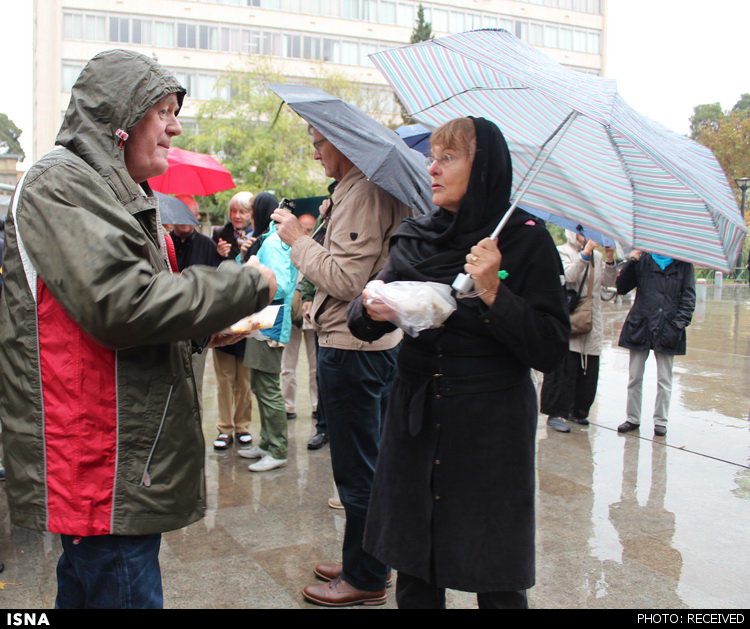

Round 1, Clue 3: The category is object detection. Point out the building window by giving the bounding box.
[177,23,197,49]
[154,21,175,47]
[132,19,152,45]
[62,62,86,92]
[109,16,129,43]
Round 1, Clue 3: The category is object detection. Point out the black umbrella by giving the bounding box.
[154,192,199,226]
[267,83,434,216]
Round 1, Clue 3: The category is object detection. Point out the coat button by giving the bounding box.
[435,394,442,399]
[483,318,491,324]
[436,423,441,430]
[435,495,441,501]
[435,459,441,465]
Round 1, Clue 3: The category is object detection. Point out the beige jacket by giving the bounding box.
[559,230,616,357]
[291,167,410,351]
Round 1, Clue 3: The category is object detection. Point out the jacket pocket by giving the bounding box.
[140,385,174,487]
[658,320,682,351]
[623,315,649,347]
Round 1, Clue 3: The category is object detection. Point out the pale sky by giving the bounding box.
[1,0,748,165]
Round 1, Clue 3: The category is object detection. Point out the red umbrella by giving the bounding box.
[149,147,235,196]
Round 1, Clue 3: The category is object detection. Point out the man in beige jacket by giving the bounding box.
[272,128,410,607]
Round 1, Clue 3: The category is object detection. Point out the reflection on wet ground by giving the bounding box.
[0,286,748,608]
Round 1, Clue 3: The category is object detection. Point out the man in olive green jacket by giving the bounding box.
[0,50,276,608]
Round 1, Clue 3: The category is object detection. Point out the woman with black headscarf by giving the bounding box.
[347,117,569,608]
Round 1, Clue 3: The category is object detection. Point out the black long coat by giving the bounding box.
[616,254,695,356]
[348,213,569,593]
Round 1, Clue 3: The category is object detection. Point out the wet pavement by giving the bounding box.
[1,284,748,609]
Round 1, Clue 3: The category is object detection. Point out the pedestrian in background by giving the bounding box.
[211,191,256,450]
[541,230,616,432]
[616,250,695,437]
[170,194,221,409]
[281,213,319,423]
[239,192,297,472]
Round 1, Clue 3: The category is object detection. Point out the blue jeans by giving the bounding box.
[317,346,397,592]
[56,534,163,609]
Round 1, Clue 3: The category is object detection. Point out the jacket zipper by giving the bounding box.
[140,385,173,487]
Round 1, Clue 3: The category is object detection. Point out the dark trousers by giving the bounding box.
[56,534,163,609]
[317,346,397,592]
[313,332,326,435]
[396,572,528,609]
[540,350,600,421]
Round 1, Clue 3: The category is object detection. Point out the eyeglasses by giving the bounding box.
[312,138,328,151]
[426,153,469,167]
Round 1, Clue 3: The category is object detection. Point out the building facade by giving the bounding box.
[33,0,606,161]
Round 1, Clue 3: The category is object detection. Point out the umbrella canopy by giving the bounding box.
[266,83,434,216]
[154,192,200,226]
[395,123,432,156]
[149,147,235,196]
[521,204,615,247]
[370,29,745,272]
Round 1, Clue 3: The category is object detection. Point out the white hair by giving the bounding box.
[230,191,254,210]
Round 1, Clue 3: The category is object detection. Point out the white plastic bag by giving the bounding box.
[365,280,456,337]
[229,304,281,339]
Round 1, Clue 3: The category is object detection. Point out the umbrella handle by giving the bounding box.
[452,111,580,295]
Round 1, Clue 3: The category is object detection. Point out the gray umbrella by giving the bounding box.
[154,192,200,226]
[267,83,434,216]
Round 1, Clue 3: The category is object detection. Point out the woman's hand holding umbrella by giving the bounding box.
[465,237,503,306]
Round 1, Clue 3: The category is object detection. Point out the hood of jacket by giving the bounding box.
[565,229,584,251]
[55,49,186,203]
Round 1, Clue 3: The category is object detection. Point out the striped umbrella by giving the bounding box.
[370,29,745,273]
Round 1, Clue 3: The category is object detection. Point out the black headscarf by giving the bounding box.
[246,191,279,258]
[388,117,521,285]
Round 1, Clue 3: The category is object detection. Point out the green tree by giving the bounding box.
[690,95,750,265]
[689,102,724,137]
[731,93,750,114]
[410,4,433,44]
[397,4,434,124]
[0,113,25,161]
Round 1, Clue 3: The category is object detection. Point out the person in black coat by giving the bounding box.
[346,117,569,608]
[615,250,695,437]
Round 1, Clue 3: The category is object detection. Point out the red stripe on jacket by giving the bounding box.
[37,279,117,535]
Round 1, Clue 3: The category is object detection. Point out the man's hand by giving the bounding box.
[270,207,306,246]
[243,255,277,303]
[208,331,249,348]
[628,249,642,261]
[302,300,313,322]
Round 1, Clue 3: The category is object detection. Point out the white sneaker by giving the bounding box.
[238,446,268,460]
[248,454,287,472]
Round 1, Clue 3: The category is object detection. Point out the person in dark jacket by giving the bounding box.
[169,194,222,409]
[347,117,569,608]
[170,195,221,270]
[616,250,695,437]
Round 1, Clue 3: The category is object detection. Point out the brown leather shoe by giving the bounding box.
[302,576,386,607]
[313,562,393,588]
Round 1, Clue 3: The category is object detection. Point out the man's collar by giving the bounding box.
[331,166,364,203]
